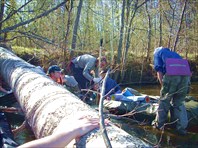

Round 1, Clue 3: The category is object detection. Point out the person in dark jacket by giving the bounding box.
[153,47,191,135]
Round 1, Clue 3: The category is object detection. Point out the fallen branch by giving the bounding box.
[99,69,112,148]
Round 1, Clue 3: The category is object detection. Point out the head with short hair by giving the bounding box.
[97,56,107,68]
[153,47,163,55]
[153,47,171,55]
[99,68,108,78]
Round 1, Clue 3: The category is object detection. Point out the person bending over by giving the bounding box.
[153,47,191,135]
[70,54,107,90]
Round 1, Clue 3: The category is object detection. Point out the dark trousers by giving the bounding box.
[70,63,90,90]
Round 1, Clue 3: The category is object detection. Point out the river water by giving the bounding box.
[118,82,198,147]
[124,82,198,100]
[12,83,198,147]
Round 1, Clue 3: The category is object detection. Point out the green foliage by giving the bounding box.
[12,46,41,55]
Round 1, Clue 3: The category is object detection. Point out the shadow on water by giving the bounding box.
[112,118,198,147]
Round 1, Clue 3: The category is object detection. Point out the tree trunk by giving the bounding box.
[159,0,162,47]
[117,0,125,64]
[121,0,147,80]
[71,0,83,50]
[63,0,73,69]
[0,0,5,32]
[166,0,176,49]
[173,0,187,52]
[145,2,151,61]
[0,46,150,147]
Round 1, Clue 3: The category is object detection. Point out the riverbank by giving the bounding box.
[11,46,198,84]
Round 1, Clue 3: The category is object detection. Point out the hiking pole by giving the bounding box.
[95,38,103,104]
[99,38,103,75]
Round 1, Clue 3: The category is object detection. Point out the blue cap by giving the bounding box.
[47,65,61,74]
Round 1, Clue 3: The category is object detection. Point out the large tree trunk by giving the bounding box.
[0,47,150,147]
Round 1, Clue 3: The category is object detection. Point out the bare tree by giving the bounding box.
[0,0,5,31]
[167,1,176,48]
[121,0,148,80]
[71,0,83,50]
[145,1,151,61]
[173,0,188,51]
[117,0,126,64]
[62,0,74,69]
[159,0,162,46]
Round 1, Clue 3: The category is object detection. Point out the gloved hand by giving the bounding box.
[93,77,102,84]
[6,90,12,94]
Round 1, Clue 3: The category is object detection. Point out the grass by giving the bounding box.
[12,46,42,55]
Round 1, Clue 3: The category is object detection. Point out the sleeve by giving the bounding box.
[82,59,96,81]
[64,76,78,87]
[154,54,163,73]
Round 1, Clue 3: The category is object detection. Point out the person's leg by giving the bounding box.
[154,75,173,129]
[155,99,171,129]
[172,76,190,135]
[71,64,88,90]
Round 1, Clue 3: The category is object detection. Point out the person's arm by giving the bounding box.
[18,116,105,148]
[18,128,78,148]
[157,71,163,86]
[83,59,96,82]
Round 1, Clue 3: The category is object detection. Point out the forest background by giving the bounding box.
[0,0,197,84]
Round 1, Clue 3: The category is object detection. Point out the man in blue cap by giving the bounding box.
[47,65,62,84]
[47,65,80,93]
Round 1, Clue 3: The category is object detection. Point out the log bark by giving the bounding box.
[0,47,151,147]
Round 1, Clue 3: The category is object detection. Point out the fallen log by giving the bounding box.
[0,47,151,147]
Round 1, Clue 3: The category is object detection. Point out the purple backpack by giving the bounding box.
[166,58,191,76]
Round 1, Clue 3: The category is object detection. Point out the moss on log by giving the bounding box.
[0,47,151,147]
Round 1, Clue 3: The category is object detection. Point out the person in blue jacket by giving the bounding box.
[98,69,121,97]
[153,47,191,135]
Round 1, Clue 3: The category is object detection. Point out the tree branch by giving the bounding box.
[0,0,33,24]
[0,0,67,34]
[99,69,112,148]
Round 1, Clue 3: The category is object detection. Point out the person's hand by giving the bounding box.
[106,96,111,101]
[54,113,109,139]
[75,116,101,138]
[93,78,101,84]
[18,114,110,148]
[6,90,12,94]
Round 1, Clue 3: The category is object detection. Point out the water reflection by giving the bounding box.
[123,82,198,99]
[113,118,198,147]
